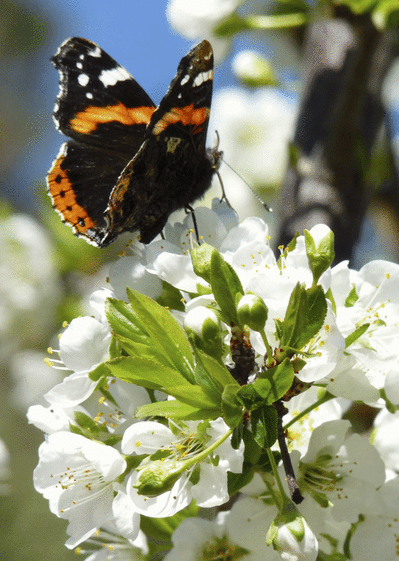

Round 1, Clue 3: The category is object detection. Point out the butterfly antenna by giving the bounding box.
[222,157,273,213]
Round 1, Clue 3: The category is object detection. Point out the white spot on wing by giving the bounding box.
[180,74,190,86]
[79,54,84,60]
[86,92,93,99]
[88,46,102,58]
[76,62,83,69]
[99,66,132,87]
[193,70,213,87]
[78,74,89,87]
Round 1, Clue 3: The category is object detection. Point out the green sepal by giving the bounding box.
[325,287,336,314]
[345,285,359,307]
[70,412,122,447]
[345,323,370,348]
[278,231,299,268]
[304,228,335,285]
[89,362,111,381]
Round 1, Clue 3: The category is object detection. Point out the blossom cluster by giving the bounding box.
[29,202,399,561]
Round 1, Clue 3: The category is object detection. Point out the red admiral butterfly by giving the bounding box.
[47,38,222,246]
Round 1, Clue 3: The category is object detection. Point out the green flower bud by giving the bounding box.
[184,306,223,359]
[191,243,215,284]
[304,225,335,285]
[133,459,183,497]
[266,501,318,561]
[237,294,268,331]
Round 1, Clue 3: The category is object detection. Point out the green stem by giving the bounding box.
[175,427,234,473]
[246,13,308,30]
[260,328,274,365]
[284,390,335,430]
[266,447,290,505]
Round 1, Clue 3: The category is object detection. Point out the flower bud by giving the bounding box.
[133,459,182,497]
[237,294,268,331]
[233,50,277,87]
[184,306,223,359]
[304,225,335,284]
[266,503,318,561]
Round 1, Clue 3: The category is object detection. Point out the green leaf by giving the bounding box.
[108,335,121,359]
[295,285,327,350]
[127,288,195,377]
[71,411,122,445]
[194,349,239,393]
[236,382,268,410]
[242,424,262,465]
[257,359,295,403]
[107,356,191,390]
[106,290,195,383]
[227,464,255,495]
[280,283,308,350]
[345,323,370,348]
[106,297,148,345]
[156,281,185,311]
[166,384,220,409]
[280,284,327,353]
[251,405,278,448]
[222,384,244,428]
[135,399,220,421]
[238,359,295,408]
[210,250,244,325]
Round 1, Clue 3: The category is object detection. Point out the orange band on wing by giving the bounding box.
[70,102,156,134]
[47,153,97,232]
[152,104,209,136]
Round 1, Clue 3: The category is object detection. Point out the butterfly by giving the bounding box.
[47,37,222,246]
